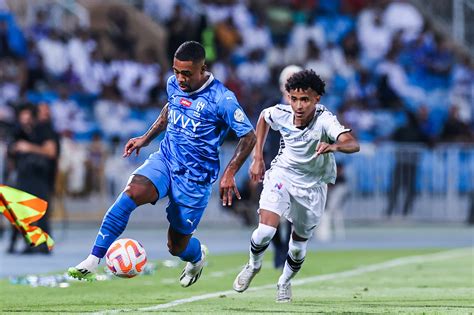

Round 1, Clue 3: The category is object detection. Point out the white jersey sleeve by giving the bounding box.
[320,109,351,142]
[262,104,290,131]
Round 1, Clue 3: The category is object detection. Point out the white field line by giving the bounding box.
[93,247,472,314]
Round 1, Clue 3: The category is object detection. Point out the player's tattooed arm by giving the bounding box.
[224,131,257,176]
[220,131,257,206]
[123,103,169,157]
[143,103,169,143]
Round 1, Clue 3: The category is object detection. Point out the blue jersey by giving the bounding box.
[158,73,253,184]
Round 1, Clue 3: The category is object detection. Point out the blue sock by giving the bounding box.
[177,237,202,263]
[91,193,137,258]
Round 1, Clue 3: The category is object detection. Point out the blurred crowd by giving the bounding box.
[0,0,473,199]
[146,0,473,143]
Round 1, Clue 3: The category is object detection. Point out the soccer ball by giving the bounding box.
[105,238,147,278]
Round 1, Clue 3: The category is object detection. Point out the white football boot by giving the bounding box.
[233,263,261,292]
[179,245,208,287]
[276,282,292,303]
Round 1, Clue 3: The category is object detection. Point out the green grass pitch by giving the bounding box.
[1,248,472,314]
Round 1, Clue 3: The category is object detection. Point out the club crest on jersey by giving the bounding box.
[234,108,245,122]
[193,101,206,118]
[196,101,205,111]
[180,98,192,107]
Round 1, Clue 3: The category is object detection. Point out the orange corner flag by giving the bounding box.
[0,185,54,250]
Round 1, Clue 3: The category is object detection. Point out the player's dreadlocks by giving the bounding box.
[285,69,326,96]
[174,41,206,64]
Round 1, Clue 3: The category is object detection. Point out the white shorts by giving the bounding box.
[258,168,328,239]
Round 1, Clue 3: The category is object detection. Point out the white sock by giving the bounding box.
[76,254,101,272]
[249,223,277,269]
[278,238,308,285]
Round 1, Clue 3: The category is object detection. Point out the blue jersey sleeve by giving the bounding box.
[217,92,254,137]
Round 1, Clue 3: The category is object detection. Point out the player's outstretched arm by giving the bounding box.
[250,113,270,182]
[316,132,360,156]
[123,103,169,157]
[220,130,257,206]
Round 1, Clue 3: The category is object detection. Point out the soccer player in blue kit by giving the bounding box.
[68,41,256,286]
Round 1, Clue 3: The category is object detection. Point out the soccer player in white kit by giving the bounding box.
[233,69,360,302]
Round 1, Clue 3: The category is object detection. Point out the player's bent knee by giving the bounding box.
[252,223,277,245]
[124,176,158,205]
[259,209,281,227]
[123,186,147,206]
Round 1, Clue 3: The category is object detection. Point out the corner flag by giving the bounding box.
[0,185,54,250]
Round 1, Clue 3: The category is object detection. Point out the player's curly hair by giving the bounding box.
[175,41,206,63]
[285,69,326,96]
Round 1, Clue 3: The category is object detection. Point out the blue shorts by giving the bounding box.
[133,152,212,234]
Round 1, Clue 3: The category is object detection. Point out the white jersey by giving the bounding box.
[262,103,350,188]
